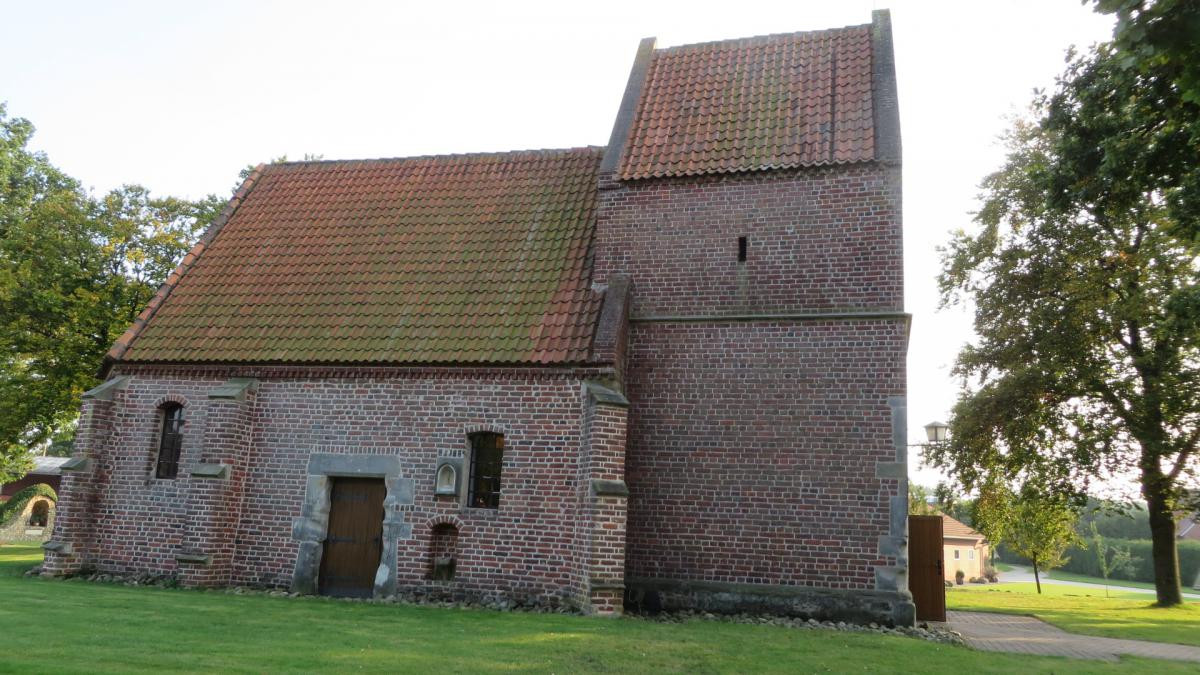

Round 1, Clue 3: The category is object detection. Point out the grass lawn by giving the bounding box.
[1044,568,1200,596]
[0,545,1193,673]
[948,583,1200,647]
[994,561,1014,572]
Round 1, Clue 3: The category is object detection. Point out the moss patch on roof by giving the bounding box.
[120,147,605,365]
[618,25,875,179]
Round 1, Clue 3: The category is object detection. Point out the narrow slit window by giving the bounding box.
[737,236,747,262]
[468,432,504,509]
[155,404,184,479]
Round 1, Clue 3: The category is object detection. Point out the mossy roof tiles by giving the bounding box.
[119,147,605,365]
[618,24,875,180]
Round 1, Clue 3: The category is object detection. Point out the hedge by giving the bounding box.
[1057,537,1200,586]
[0,483,57,527]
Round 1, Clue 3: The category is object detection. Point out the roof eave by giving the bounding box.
[99,164,268,379]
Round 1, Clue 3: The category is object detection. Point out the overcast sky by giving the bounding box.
[2,1,1118,489]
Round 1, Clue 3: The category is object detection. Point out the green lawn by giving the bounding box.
[1,545,1195,674]
[994,561,1014,572]
[949,583,1200,647]
[1044,568,1200,595]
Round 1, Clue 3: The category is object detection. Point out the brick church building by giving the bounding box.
[45,11,912,625]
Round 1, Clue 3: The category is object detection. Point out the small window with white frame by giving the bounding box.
[953,549,960,560]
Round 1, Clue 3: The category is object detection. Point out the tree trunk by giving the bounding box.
[1144,479,1183,606]
[1033,558,1042,595]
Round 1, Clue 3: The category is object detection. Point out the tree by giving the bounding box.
[1090,521,1140,597]
[934,482,975,525]
[970,476,1013,555]
[908,483,936,516]
[1094,0,1200,103]
[1090,1,1200,245]
[0,104,222,481]
[1078,497,1152,539]
[1003,486,1079,594]
[932,42,1200,606]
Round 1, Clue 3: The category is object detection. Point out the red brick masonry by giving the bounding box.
[592,157,910,623]
[46,366,629,612]
[44,11,912,625]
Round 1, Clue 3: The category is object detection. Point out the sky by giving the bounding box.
[1,0,1119,489]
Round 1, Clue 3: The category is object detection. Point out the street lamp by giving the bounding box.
[923,421,950,444]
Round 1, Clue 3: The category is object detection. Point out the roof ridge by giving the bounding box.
[655,23,870,54]
[269,145,605,169]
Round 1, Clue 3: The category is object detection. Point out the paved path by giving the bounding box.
[947,611,1200,663]
[997,565,1200,599]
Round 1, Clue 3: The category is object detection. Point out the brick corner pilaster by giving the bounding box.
[579,380,630,615]
[178,379,258,588]
[42,381,125,575]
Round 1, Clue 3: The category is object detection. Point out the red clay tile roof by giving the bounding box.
[617,25,875,180]
[941,514,985,542]
[118,147,605,365]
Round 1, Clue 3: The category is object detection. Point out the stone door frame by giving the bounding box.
[290,453,414,598]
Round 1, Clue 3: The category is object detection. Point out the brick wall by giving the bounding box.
[44,388,119,574]
[51,365,625,610]
[595,164,903,317]
[622,319,904,588]
[594,162,908,598]
[578,386,629,614]
[180,382,257,586]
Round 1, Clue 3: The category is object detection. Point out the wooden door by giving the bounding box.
[908,515,946,622]
[319,477,386,598]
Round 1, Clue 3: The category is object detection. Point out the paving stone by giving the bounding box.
[948,610,1200,663]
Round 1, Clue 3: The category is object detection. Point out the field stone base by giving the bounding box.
[626,577,916,627]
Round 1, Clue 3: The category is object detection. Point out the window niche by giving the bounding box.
[467,432,503,509]
[434,459,461,497]
[430,523,459,581]
[155,403,185,479]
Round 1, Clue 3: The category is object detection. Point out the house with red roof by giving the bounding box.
[940,514,990,583]
[43,11,910,625]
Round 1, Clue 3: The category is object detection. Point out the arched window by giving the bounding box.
[28,500,49,528]
[155,403,185,479]
[467,432,503,509]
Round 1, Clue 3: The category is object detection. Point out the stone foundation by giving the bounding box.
[626,577,915,627]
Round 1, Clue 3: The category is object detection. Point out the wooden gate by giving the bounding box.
[319,477,386,598]
[908,514,946,622]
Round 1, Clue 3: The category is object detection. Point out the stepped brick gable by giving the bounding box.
[45,10,912,625]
